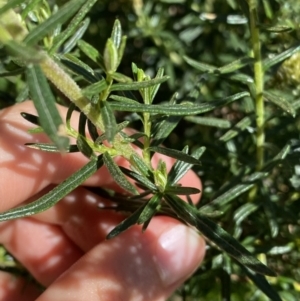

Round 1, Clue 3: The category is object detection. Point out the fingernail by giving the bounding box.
[154,224,205,287]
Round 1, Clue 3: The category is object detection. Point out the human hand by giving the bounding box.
[0,101,205,301]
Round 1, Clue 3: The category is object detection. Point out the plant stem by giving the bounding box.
[249,2,265,171]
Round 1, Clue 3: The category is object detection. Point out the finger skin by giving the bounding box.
[0,271,41,301]
[35,218,205,301]
[0,218,83,286]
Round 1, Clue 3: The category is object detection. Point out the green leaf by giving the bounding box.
[164,194,276,276]
[168,146,206,185]
[109,95,138,104]
[259,24,292,33]
[111,72,132,83]
[4,40,44,63]
[184,56,253,74]
[106,203,147,239]
[82,79,108,98]
[263,91,296,117]
[183,56,217,73]
[25,143,79,153]
[218,57,254,74]
[137,194,162,224]
[26,64,69,150]
[49,0,97,54]
[0,156,103,221]
[110,76,169,91]
[110,92,249,115]
[103,152,138,195]
[165,186,201,195]
[150,67,165,101]
[219,116,253,142]
[104,38,119,73]
[20,112,40,126]
[148,146,201,165]
[77,135,94,159]
[24,0,87,45]
[200,172,267,214]
[233,203,259,225]
[87,119,99,141]
[263,44,300,71]
[185,116,231,128]
[100,100,117,143]
[61,55,98,83]
[111,19,122,49]
[77,39,104,69]
[117,36,127,66]
[151,115,182,146]
[130,154,151,178]
[0,0,25,16]
[61,18,90,54]
[120,167,157,191]
[238,264,283,301]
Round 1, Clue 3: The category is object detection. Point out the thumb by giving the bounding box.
[36,217,205,301]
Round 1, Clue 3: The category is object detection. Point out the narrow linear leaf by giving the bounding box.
[237,263,282,301]
[259,24,292,33]
[110,76,169,91]
[138,194,162,224]
[264,91,296,117]
[263,44,300,71]
[183,55,217,73]
[26,65,69,150]
[218,57,254,74]
[100,101,117,143]
[233,203,259,225]
[87,119,99,141]
[20,112,40,126]
[106,203,147,239]
[120,167,157,191]
[0,156,103,221]
[263,142,291,172]
[77,39,104,69]
[25,143,79,153]
[109,95,138,104]
[168,146,206,185]
[103,152,138,195]
[5,40,44,63]
[185,116,231,128]
[24,0,87,45]
[61,57,98,83]
[151,115,182,146]
[111,72,132,83]
[110,92,249,115]
[164,194,276,276]
[201,172,267,214]
[61,18,90,54]
[219,115,253,142]
[0,0,24,16]
[117,36,127,66]
[111,19,122,49]
[150,67,164,101]
[165,186,201,195]
[77,135,94,159]
[49,0,97,54]
[82,79,108,98]
[148,146,201,165]
[130,153,151,178]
